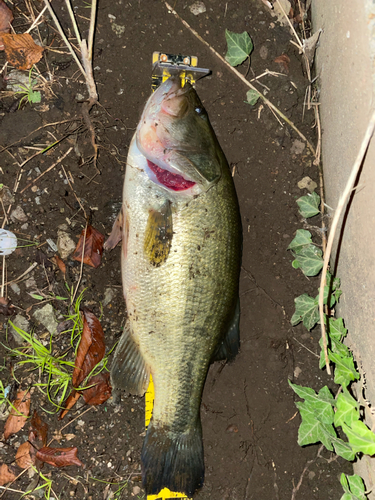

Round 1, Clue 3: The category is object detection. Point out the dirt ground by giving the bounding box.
[0,0,353,499]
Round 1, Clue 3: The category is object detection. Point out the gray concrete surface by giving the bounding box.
[312,0,375,494]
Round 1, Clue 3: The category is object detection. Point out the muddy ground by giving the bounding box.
[0,0,353,499]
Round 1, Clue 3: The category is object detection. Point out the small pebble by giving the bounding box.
[226,424,239,433]
[132,486,141,495]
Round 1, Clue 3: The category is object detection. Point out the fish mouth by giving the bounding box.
[146,159,196,192]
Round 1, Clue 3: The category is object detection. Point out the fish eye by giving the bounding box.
[195,107,202,114]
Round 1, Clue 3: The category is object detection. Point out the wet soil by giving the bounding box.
[0,0,352,499]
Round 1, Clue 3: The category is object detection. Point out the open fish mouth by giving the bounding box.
[146,159,196,191]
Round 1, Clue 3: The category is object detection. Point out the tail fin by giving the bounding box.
[141,420,204,496]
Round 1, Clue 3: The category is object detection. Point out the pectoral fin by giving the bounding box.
[144,200,173,267]
[211,299,240,362]
[111,321,150,396]
[104,208,123,250]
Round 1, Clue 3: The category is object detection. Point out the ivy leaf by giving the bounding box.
[334,391,360,428]
[329,351,360,387]
[342,420,375,455]
[328,317,347,340]
[296,401,336,448]
[331,437,356,462]
[296,191,321,218]
[244,88,260,106]
[288,229,313,254]
[289,382,334,424]
[334,289,343,302]
[291,293,319,330]
[292,244,323,276]
[225,30,253,66]
[340,473,366,500]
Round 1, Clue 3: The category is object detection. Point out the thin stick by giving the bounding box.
[4,262,38,286]
[64,0,82,45]
[275,0,303,48]
[88,0,97,61]
[25,4,47,33]
[72,222,87,305]
[318,109,375,374]
[20,147,73,194]
[1,255,5,298]
[61,165,87,218]
[164,2,315,154]
[43,0,85,77]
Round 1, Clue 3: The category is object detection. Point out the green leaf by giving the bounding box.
[30,294,44,300]
[332,437,356,461]
[329,350,360,387]
[292,244,323,276]
[296,401,336,448]
[328,317,347,340]
[245,88,260,106]
[225,29,253,66]
[287,229,313,254]
[342,420,375,455]
[55,296,68,301]
[340,474,366,500]
[296,191,321,218]
[334,391,360,428]
[291,293,319,330]
[289,382,334,424]
[334,289,343,302]
[29,90,41,103]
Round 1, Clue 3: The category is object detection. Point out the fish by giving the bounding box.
[105,76,242,496]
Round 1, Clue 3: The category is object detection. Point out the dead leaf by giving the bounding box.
[303,29,322,67]
[4,390,30,440]
[72,225,105,269]
[29,410,48,464]
[73,309,105,387]
[15,441,33,469]
[60,309,106,418]
[82,372,112,405]
[53,254,66,277]
[35,447,83,467]
[0,296,15,316]
[59,390,81,420]
[0,463,16,485]
[1,33,43,70]
[274,54,290,74]
[0,0,13,51]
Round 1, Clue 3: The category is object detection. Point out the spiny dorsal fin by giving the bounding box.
[144,200,173,267]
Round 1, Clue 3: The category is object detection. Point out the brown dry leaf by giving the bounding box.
[4,390,31,440]
[29,410,48,464]
[53,254,66,277]
[274,54,290,73]
[15,441,33,469]
[0,296,15,316]
[73,309,105,387]
[72,225,105,268]
[59,390,81,420]
[35,447,83,467]
[82,372,112,405]
[0,463,16,485]
[1,33,43,70]
[0,0,13,51]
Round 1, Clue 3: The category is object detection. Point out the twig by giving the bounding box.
[164,1,315,154]
[87,0,97,61]
[318,109,375,374]
[72,222,87,305]
[64,0,82,45]
[61,165,87,218]
[275,0,302,48]
[293,337,319,358]
[1,255,5,298]
[291,445,323,500]
[20,147,73,194]
[4,262,38,287]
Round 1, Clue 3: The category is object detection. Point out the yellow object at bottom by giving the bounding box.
[145,375,190,500]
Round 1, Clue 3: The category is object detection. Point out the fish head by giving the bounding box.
[136,77,222,194]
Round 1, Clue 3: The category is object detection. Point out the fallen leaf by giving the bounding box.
[53,254,66,277]
[72,225,105,268]
[4,390,31,440]
[274,54,290,73]
[73,309,105,387]
[0,0,13,51]
[82,372,112,405]
[0,463,16,485]
[35,447,83,467]
[59,390,81,420]
[29,410,48,464]
[0,296,15,316]
[303,29,322,67]
[1,33,43,70]
[15,441,33,469]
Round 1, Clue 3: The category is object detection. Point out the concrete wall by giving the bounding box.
[312,0,375,494]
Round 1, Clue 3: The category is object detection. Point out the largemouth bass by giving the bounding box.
[105,76,242,496]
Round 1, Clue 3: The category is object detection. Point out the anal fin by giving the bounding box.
[211,298,240,362]
[111,321,150,396]
[104,208,123,251]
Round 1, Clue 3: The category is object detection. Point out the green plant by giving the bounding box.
[6,322,74,411]
[20,467,54,499]
[289,191,375,496]
[14,67,41,107]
